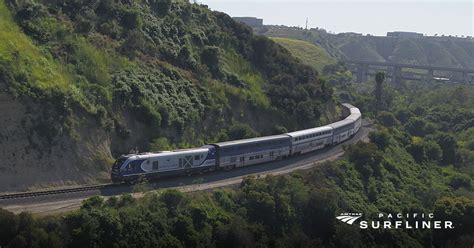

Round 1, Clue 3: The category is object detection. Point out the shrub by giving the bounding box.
[405,117,428,137]
[377,111,397,127]
[121,8,142,30]
[227,123,258,140]
[449,174,472,189]
[149,137,174,151]
[395,109,414,124]
[369,130,391,150]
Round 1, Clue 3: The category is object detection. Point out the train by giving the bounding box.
[111,103,361,182]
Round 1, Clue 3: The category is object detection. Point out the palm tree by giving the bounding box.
[374,71,385,113]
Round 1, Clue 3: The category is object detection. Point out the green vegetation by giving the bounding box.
[1,78,473,247]
[1,0,473,246]
[270,37,336,72]
[0,0,334,176]
[258,25,474,70]
[0,0,70,94]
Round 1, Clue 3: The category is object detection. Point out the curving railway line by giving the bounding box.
[0,120,372,215]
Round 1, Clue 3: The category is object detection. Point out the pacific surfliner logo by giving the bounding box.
[336,212,454,229]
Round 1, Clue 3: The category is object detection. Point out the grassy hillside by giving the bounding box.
[270,37,336,72]
[258,25,474,69]
[0,0,335,191]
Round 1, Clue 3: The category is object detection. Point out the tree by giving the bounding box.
[374,71,385,113]
[0,208,18,246]
[160,190,187,216]
[405,117,428,137]
[449,174,471,189]
[227,123,258,140]
[435,133,458,166]
[377,111,397,127]
[423,140,442,162]
[369,130,391,150]
[433,197,474,246]
[346,142,383,179]
[121,8,142,30]
[201,46,221,78]
[406,141,426,163]
[150,0,172,15]
[395,109,414,124]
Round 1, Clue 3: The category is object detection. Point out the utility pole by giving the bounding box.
[305,17,308,30]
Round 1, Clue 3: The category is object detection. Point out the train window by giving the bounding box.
[195,155,200,160]
[153,161,159,170]
[179,158,182,167]
[249,156,254,160]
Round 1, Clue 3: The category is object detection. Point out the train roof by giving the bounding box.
[342,103,360,114]
[345,113,361,120]
[286,126,332,137]
[342,103,357,109]
[212,134,290,147]
[327,119,354,129]
[126,147,210,160]
[350,108,361,114]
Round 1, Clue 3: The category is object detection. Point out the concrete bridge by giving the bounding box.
[343,60,474,84]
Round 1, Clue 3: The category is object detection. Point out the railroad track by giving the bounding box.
[0,121,372,203]
[0,184,118,200]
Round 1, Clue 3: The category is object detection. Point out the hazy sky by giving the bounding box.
[199,0,473,37]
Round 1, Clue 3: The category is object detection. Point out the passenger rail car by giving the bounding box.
[111,103,362,182]
[212,135,291,169]
[287,126,333,155]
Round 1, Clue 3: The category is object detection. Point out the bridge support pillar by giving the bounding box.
[356,64,368,83]
[391,66,401,85]
[426,69,434,81]
[462,71,468,83]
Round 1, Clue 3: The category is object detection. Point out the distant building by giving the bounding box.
[387,31,424,38]
[232,17,263,27]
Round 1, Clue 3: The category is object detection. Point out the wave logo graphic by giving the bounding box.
[336,213,362,225]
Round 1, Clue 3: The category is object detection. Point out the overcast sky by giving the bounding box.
[198,0,473,37]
